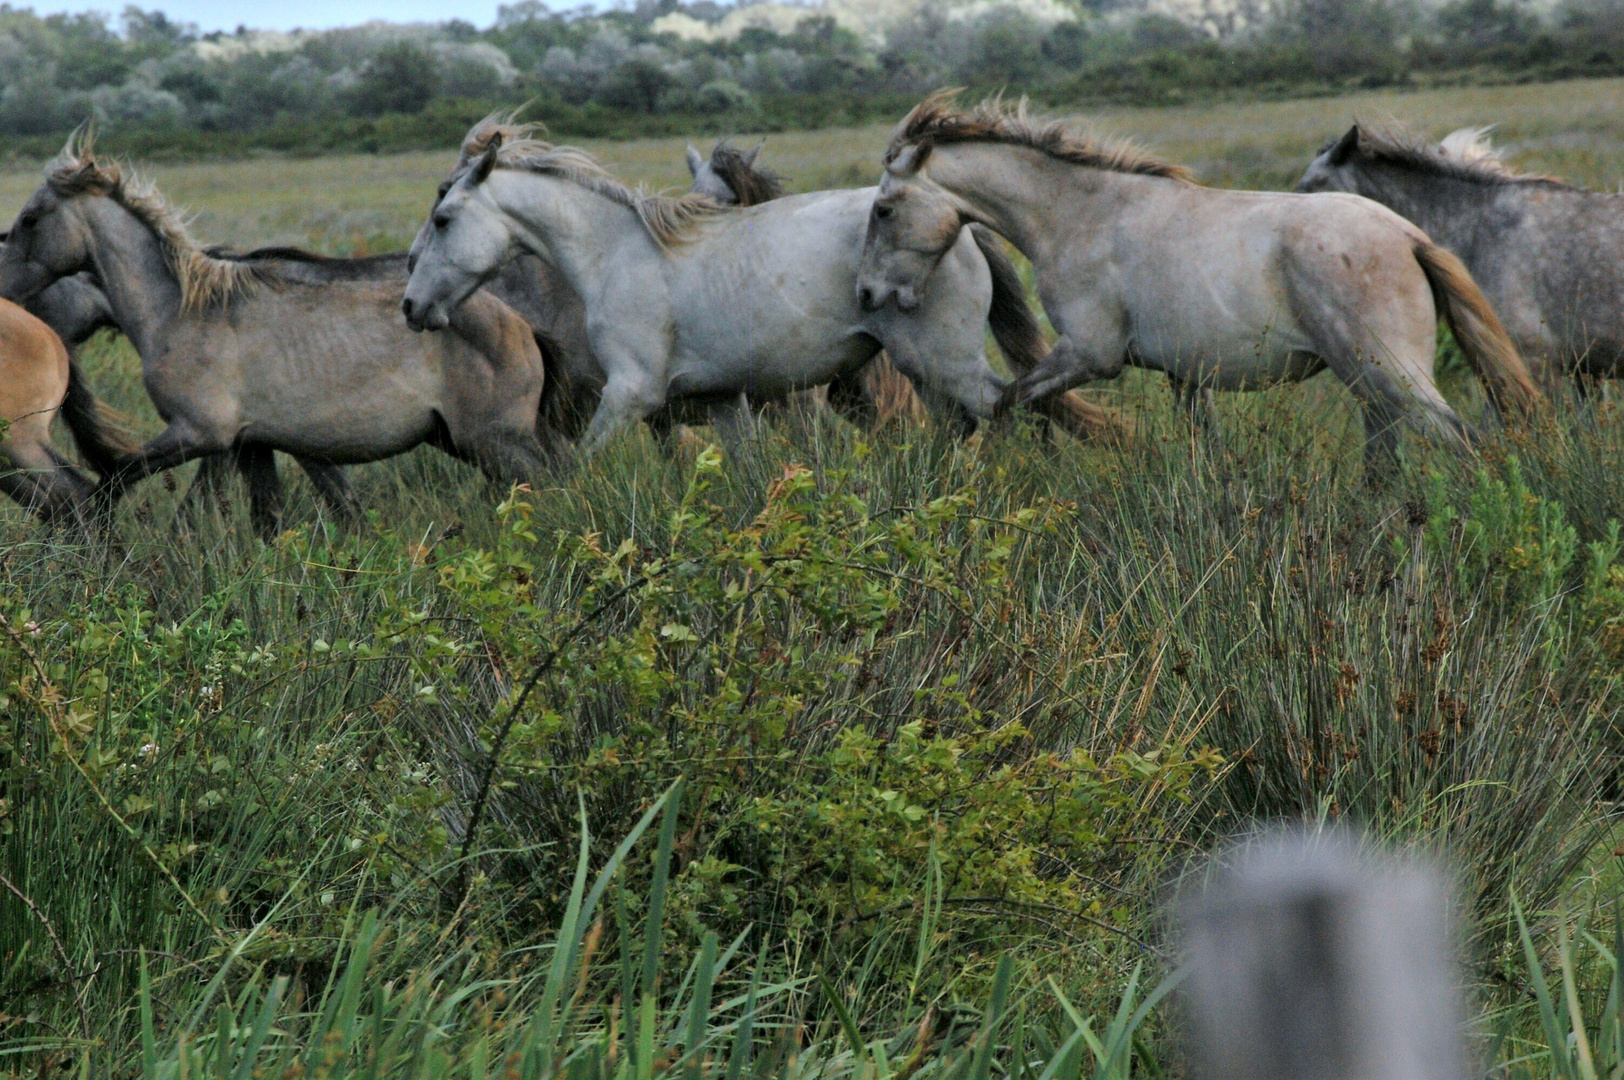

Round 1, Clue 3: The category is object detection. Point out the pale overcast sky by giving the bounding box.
[14,1,520,33]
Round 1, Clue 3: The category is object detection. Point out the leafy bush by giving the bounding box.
[379,451,1219,973]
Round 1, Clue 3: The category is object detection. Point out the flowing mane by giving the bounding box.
[1335,123,1569,188]
[707,139,785,206]
[46,131,271,310]
[457,116,728,246]
[886,90,1194,182]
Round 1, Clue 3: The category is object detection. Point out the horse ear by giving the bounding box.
[743,140,763,167]
[1328,125,1360,166]
[888,138,934,177]
[473,133,502,185]
[686,144,704,177]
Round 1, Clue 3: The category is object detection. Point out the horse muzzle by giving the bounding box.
[400,295,448,333]
[857,282,893,312]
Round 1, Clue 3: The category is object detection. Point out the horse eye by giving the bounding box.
[433,212,451,230]
[874,205,894,220]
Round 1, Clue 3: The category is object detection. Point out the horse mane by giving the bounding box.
[45,130,271,311]
[708,139,785,207]
[458,114,728,246]
[203,245,409,282]
[886,90,1194,182]
[1336,123,1569,188]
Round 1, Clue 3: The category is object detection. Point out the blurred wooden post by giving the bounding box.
[1176,831,1464,1080]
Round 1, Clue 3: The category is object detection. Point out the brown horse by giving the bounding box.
[0,295,108,521]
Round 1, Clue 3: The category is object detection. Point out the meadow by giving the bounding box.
[6,76,1624,1079]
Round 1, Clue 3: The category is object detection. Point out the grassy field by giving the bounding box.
[6,77,1624,1079]
[4,76,1624,254]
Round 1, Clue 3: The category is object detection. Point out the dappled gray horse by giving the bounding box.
[0,139,553,538]
[856,93,1543,468]
[1298,124,1624,391]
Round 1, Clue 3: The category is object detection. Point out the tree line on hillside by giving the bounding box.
[1,0,1623,154]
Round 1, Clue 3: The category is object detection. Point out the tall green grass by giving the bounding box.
[2,334,1623,1074]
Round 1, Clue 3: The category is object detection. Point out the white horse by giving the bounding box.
[855,94,1544,466]
[402,120,1015,452]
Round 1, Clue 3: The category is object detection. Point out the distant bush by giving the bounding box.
[350,42,441,117]
[0,0,1619,160]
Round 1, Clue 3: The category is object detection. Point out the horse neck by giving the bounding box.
[928,143,1143,264]
[77,198,182,358]
[1351,163,1498,257]
[485,170,653,301]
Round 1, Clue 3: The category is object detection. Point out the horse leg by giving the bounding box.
[708,392,760,456]
[1168,373,1219,446]
[827,368,879,430]
[97,420,223,520]
[1361,401,1404,487]
[295,458,360,523]
[580,364,667,455]
[1007,307,1131,410]
[236,444,287,541]
[471,432,548,487]
[177,452,238,527]
[0,429,95,527]
[645,406,680,456]
[1575,370,1606,405]
[876,324,1006,440]
[1286,259,1470,465]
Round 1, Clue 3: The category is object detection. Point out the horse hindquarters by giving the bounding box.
[1282,236,1470,463]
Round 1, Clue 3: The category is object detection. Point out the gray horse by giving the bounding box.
[687,139,783,206]
[16,263,362,523]
[857,93,1541,469]
[1298,124,1624,391]
[0,140,554,538]
[417,130,1122,445]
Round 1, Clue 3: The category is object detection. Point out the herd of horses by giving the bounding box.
[0,90,1617,537]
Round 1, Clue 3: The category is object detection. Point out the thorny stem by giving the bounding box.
[450,571,655,910]
[0,868,90,1035]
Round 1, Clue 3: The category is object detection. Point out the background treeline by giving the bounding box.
[1,0,1623,157]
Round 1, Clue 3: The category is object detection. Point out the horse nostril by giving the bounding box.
[858,287,874,310]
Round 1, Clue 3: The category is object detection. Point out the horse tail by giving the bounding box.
[971,223,1128,441]
[1412,240,1544,421]
[532,327,577,458]
[59,354,140,476]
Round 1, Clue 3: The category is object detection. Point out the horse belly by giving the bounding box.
[1124,259,1317,389]
[239,336,444,462]
[667,324,870,401]
[1134,317,1321,390]
[666,270,870,399]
